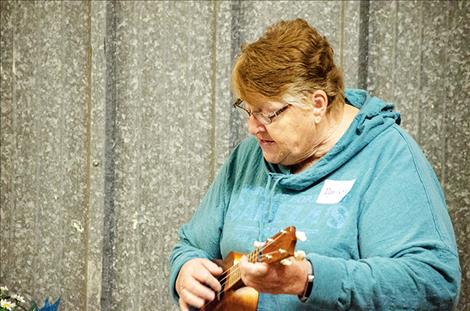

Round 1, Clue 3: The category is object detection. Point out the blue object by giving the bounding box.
[38,297,60,311]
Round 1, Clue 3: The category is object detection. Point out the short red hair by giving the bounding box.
[232,18,344,110]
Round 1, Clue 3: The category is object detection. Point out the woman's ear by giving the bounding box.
[311,90,328,123]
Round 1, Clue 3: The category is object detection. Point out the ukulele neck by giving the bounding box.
[224,248,260,291]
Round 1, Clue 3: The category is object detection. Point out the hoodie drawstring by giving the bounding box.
[267,177,282,222]
[257,174,282,241]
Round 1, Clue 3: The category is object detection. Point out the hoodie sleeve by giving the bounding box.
[305,128,461,310]
[168,155,233,304]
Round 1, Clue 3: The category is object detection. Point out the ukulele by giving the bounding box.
[201,226,305,311]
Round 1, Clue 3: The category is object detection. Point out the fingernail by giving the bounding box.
[294,250,306,260]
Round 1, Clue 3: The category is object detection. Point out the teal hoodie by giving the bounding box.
[169,89,461,310]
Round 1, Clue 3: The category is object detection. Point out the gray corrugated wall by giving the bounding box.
[0,1,468,310]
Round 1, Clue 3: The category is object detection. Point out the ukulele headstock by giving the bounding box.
[258,226,297,264]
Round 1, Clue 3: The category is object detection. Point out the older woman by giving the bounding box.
[169,19,460,310]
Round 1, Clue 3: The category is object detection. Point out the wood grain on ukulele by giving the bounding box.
[201,226,306,311]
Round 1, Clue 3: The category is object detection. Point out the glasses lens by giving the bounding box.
[253,112,270,125]
[234,99,285,125]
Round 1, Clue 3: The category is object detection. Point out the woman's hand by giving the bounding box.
[239,255,310,296]
[175,258,223,311]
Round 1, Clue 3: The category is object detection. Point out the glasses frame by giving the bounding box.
[233,98,290,125]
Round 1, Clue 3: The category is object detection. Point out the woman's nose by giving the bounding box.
[247,115,266,135]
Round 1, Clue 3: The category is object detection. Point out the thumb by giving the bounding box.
[240,255,269,276]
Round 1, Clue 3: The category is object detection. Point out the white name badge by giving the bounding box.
[316,179,356,204]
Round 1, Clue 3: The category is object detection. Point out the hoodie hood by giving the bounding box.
[264,88,401,191]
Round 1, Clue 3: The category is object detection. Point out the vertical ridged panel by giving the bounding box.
[213,0,234,169]
[34,1,89,308]
[227,0,246,150]
[341,0,361,88]
[443,2,470,309]
[4,0,40,295]
[109,1,214,310]
[239,1,340,46]
[59,2,89,307]
[110,2,143,308]
[0,0,90,308]
[0,0,14,289]
[86,1,107,310]
[367,1,450,175]
[366,0,397,101]
[393,0,422,137]
[33,2,64,298]
[418,0,451,179]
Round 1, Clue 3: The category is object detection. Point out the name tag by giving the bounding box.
[316,179,356,204]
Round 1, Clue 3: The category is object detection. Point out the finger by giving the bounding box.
[193,267,222,292]
[197,260,223,292]
[184,280,216,302]
[294,250,306,260]
[239,254,249,266]
[239,255,269,277]
[201,259,223,275]
[179,298,190,311]
[179,286,207,309]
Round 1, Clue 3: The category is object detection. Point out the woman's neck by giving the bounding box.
[291,104,358,174]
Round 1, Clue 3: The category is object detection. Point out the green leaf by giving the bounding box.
[28,301,38,311]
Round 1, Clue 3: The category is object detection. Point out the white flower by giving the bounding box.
[11,294,26,303]
[0,299,16,310]
[0,286,7,292]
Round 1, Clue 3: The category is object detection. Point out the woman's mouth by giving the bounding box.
[259,138,275,146]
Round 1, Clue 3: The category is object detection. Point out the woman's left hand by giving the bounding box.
[238,255,310,295]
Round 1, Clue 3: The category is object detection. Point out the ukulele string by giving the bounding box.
[212,232,289,296]
[215,234,282,286]
[201,252,261,309]
[214,250,279,291]
[200,231,292,309]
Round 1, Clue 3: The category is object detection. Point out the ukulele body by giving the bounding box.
[201,226,298,311]
[202,251,259,311]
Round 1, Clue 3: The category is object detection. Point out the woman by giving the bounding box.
[169,19,460,310]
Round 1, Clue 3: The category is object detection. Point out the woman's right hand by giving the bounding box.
[175,258,223,311]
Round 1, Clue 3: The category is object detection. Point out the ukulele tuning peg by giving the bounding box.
[294,250,306,260]
[296,231,307,242]
[280,258,292,266]
[278,248,286,254]
[253,241,265,248]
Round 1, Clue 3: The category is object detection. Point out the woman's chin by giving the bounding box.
[261,151,283,165]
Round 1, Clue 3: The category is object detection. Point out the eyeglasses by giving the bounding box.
[233,98,290,125]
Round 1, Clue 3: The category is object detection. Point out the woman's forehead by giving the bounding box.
[243,92,285,110]
[244,99,286,112]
